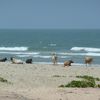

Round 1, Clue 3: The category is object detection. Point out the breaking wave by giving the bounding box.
[59,52,100,57]
[0,47,28,51]
[0,51,40,55]
[71,47,100,52]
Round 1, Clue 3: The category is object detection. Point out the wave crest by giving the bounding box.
[71,47,100,52]
[0,47,28,51]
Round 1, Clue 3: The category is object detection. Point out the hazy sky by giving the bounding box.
[0,0,100,29]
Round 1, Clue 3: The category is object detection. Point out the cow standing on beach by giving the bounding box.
[85,56,93,66]
[51,53,58,65]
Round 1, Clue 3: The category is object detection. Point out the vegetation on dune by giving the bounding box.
[59,80,96,88]
[97,84,100,88]
[0,77,8,83]
[76,75,100,81]
[52,75,66,77]
[59,75,100,88]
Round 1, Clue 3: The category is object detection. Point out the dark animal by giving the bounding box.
[85,56,93,66]
[26,58,32,64]
[0,57,7,62]
[64,60,74,67]
[11,57,24,64]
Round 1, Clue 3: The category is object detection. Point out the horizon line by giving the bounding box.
[0,28,100,30]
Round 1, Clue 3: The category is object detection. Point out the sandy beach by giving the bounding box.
[0,62,100,100]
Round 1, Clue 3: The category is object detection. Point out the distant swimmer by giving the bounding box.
[51,53,58,65]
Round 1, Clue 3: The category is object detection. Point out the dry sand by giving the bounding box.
[0,62,100,100]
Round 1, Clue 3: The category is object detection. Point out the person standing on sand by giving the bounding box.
[51,53,58,65]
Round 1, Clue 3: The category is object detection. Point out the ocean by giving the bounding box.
[0,29,100,64]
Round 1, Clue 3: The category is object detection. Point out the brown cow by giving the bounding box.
[64,60,74,67]
[85,56,93,66]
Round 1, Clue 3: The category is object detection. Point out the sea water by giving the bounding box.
[0,29,100,64]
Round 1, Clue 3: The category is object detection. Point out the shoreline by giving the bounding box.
[2,61,100,66]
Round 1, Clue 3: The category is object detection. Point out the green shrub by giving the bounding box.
[76,75,100,81]
[59,75,100,88]
[59,85,65,87]
[0,77,8,83]
[95,78,100,81]
[97,84,100,88]
[53,75,61,77]
[64,80,96,88]
[52,75,66,77]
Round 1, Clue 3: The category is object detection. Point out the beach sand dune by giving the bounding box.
[0,62,100,100]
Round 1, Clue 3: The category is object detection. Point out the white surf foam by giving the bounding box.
[85,52,100,56]
[33,62,84,65]
[71,47,100,52]
[0,51,40,55]
[17,55,33,57]
[60,52,100,57]
[33,55,51,59]
[33,62,63,64]
[48,43,56,46]
[0,47,28,51]
[60,56,70,58]
[18,55,51,58]
[17,54,70,59]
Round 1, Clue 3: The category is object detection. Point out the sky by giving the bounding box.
[0,0,100,29]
